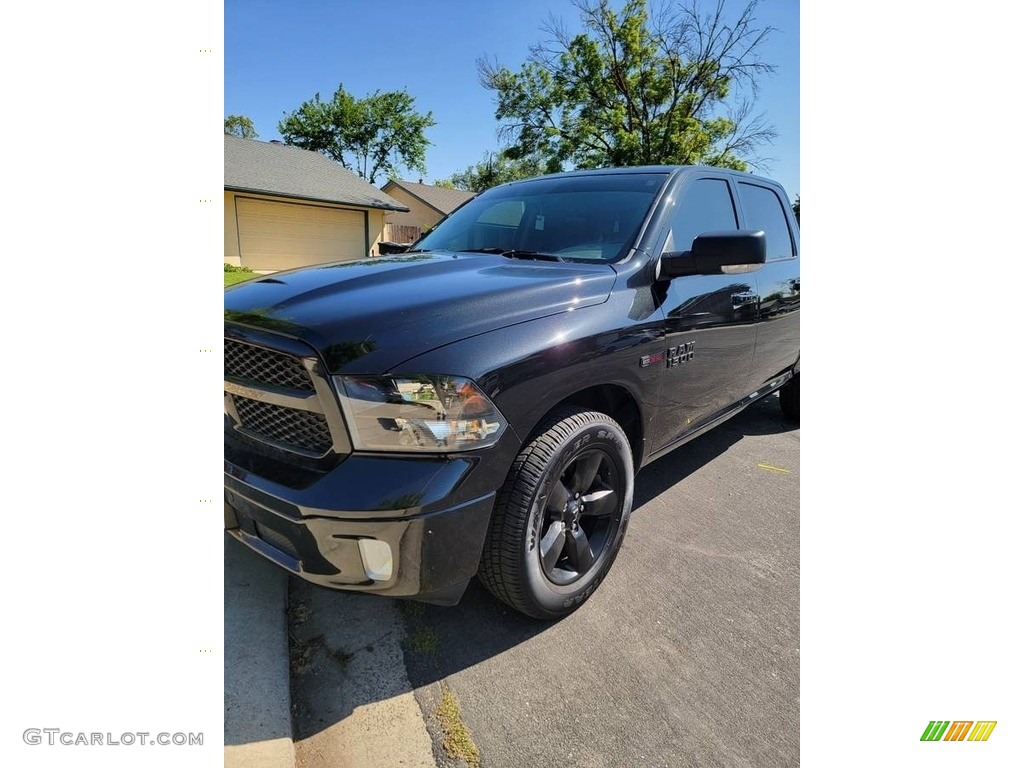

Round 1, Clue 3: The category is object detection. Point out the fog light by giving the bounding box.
[357,539,393,581]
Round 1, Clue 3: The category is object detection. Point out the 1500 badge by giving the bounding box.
[640,342,695,368]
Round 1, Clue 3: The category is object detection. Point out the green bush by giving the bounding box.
[224,263,254,273]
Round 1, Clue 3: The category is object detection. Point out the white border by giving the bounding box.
[803,1,1022,763]
[3,2,223,765]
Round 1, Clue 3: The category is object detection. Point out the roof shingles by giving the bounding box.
[383,179,476,215]
[224,135,409,212]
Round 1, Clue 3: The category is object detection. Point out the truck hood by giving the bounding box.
[224,252,617,373]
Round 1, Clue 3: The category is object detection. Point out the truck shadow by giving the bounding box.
[634,392,795,508]
[401,394,795,692]
[286,393,797,743]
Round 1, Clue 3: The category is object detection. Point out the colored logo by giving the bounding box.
[920,721,996,742]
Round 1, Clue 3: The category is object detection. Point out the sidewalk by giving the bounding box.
[224,535,295,768]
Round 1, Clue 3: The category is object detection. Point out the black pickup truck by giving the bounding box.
[224,166,799,619]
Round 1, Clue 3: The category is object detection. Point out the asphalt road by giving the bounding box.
[402,393,799,767]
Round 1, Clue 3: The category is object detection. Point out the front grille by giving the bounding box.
[233,395,333,455]
[225,339,314,392]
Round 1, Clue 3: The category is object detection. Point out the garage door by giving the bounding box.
[236,198,365,271]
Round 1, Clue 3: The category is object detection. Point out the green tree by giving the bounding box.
[792,195,799,225]
[479,0,776,172]
[435,151,546,192]
[279,84,436,185]
[224,115,258,139]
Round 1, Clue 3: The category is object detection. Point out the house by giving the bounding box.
[380,179,476,244]
[224,135,410,271]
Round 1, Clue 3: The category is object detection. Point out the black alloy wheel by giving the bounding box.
[478,407,634,619]
[537,447,622,586]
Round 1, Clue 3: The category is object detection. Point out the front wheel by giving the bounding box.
[478,407,634,619]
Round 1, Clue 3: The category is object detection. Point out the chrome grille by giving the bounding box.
[225,339,314,392]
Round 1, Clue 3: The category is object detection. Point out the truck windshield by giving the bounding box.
[413,173,669,263]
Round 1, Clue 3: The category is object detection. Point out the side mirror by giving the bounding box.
[658,230,766,280]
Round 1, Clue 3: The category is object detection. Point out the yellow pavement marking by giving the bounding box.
[757,463,790,473]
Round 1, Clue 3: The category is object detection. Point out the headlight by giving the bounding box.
[333,374,507,452]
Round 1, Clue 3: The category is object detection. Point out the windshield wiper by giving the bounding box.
[463,247,563,262]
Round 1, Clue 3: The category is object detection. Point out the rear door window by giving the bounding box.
[737,183,795,260]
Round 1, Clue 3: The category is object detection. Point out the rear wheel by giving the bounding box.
[780,371,800,422]
[478,407,634,619]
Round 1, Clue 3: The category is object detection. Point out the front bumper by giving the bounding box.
[224,450,507,605]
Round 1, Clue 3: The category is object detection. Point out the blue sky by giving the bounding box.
[225,0,799,200]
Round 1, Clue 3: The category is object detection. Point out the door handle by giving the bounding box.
[731,291,758,310]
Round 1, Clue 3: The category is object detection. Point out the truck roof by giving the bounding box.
[514,164,784,190]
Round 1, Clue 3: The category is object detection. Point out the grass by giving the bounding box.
[224,264,258,287]
[435,682,480,768]
[407,625,439,654]
[225,271,256,287]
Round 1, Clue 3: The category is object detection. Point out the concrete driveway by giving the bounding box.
[289,393,799,767]
[224,537,295,768]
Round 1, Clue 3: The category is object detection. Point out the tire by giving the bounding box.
[478,407,634,619]
[780,371,800,422]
